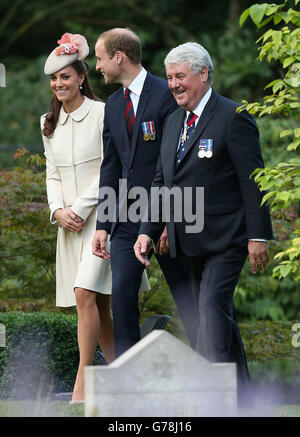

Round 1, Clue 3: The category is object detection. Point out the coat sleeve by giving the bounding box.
[226,109,273,240]
[41,115,64,224]
[71,173,100,221]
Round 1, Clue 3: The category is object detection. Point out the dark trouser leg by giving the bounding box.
[155,252,199,349]
[110,229,145,357]
[184,247,253,406]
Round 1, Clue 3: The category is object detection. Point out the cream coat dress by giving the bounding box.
[41,96,150,307]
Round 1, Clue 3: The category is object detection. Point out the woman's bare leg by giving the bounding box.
[72,288,100,401]
[96,293,115,364]
[72,288,114,401]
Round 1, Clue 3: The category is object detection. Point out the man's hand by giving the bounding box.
[92,230,110,259]
[248,241,269,274]
[54,208,84,233]
[134,234,152,267]
[154,226,169,255]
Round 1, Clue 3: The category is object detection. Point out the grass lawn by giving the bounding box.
[0,400,84,417]
[0,400,299,417]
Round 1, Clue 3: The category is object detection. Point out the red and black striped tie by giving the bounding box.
[124,88,135,147]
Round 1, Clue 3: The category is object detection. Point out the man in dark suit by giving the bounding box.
[134,42,273,406]
[92,29,196,358]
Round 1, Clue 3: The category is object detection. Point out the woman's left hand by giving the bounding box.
[54,208,84,232]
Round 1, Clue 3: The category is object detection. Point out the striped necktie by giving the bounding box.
[176,112,198,167]
[124,88,135,147]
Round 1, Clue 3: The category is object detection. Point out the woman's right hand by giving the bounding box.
[54,208,84,233]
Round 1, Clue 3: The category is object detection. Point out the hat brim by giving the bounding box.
[44,49,79,75]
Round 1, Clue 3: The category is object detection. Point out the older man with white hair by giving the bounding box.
[134,42,273,406]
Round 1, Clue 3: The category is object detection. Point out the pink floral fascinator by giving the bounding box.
[44,33,89,75]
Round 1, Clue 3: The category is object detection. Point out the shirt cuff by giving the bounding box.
[249,239,267,242]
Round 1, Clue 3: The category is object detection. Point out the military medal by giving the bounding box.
[205,139,213,158]
[142,121,156,141]
[198,139,206,158]
[198,148,206,158]
[142,122,150,141]
[198,139,213,159]
[149,121,156,140]
[181,126,188,144]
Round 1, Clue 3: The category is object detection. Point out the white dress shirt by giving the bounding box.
[123,67,147,115]
[186,87,212,126]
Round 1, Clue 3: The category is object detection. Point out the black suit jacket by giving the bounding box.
[139,89,274,257]
[96,71,177,236]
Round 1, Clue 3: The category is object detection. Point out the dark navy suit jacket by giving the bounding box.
[96,71,177,235]
[139,89,274,257]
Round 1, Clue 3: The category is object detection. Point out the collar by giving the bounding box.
[185,87,212,122]
[123,67,147,97]
[58,96,95,125]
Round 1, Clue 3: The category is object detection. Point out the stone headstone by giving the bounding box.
[84,330,237,417]
[0,323,5,347]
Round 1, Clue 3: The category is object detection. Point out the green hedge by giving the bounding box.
[0,312,299,400]
[0,312,80,399]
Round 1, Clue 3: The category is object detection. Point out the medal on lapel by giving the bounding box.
[142,121,156,141]
[149,121,156,140]
[198,139,213,159]
[181,126,188,145]
[142,122,150,141]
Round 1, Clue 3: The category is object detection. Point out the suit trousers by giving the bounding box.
[110,221,198,357]
[180,244,253,406]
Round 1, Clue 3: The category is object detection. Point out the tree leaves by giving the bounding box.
[240,3,283,28]
[250,4,268,27]
[0,151,56,298]
[239,1,300,285]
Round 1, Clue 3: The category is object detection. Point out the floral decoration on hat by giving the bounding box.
[44,32,89,75]
[54,33,89,60]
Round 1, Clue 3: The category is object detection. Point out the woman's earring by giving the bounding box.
[80,85,83,90]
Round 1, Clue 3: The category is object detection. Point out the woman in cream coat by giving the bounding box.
[41,33,149,402]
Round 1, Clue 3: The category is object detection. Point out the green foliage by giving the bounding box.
[201,22,273,103]
[241,320,300,398]
[236,261,300,321]
[0,56,51,148]
[0,312,79,398]
[240,319,300,360]
[239,0,300,281]
[0,309,183,399]
[0,400,84,417]
[0,149,57,301]
[0,1,276,152]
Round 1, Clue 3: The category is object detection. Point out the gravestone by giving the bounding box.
[84,330,237,417]
[0,323,5,347]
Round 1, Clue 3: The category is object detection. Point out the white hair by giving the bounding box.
[164,42,214,84]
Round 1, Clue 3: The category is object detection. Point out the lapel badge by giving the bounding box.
[198,139,213,159]
[142,121,156,141]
